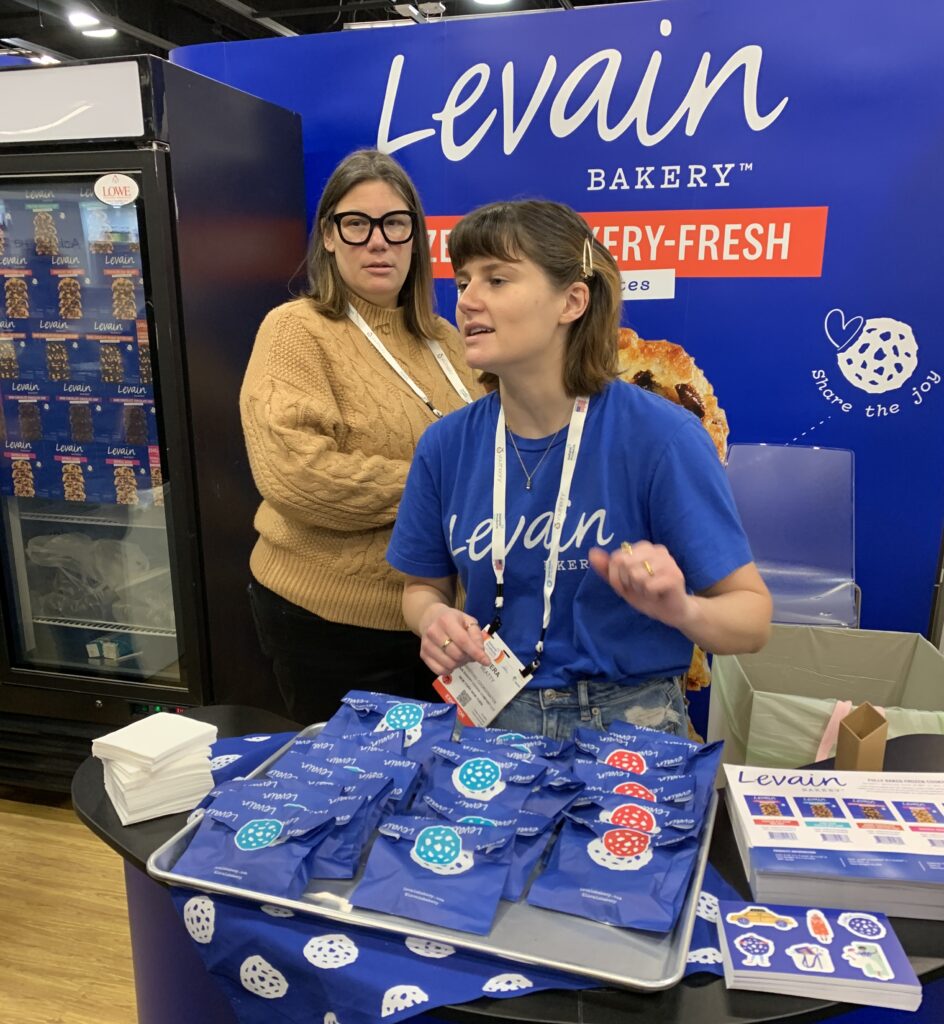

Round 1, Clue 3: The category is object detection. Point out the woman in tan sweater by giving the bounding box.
[240,150,479,723]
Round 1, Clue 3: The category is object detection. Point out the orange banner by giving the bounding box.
[427,207,828,279]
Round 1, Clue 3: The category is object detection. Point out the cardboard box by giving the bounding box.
[835,701,888,771]
[708,625,944,769]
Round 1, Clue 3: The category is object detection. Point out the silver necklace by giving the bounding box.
[507,426,562,490]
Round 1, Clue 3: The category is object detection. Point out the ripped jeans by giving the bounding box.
[489,677,688,742]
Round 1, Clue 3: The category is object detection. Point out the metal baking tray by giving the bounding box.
[147,724,717,990]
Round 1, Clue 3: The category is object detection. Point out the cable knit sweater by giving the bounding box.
[240,294,480,631]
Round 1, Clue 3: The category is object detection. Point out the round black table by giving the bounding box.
[72,709,944,1024]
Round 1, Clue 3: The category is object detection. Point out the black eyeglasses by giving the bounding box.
[331,210,416,246]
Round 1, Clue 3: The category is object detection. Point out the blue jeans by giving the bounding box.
[489,677,688,742]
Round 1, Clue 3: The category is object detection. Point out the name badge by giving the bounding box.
[433,631,529,727]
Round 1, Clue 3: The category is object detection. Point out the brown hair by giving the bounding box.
[448,200,621,395]
[302,149,441,339]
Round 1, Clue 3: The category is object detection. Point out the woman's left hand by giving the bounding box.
[588,542,695,632]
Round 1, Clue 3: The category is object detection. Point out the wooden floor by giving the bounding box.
[0,786,137,1024]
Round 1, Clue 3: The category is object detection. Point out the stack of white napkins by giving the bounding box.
[93,713,218,825]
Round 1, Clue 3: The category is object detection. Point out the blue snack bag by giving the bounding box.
[571,759,696,805]
[325,751,421,813]
[569,793,696,833]
[521,762,584,820]
[173,784,338,899]
[306,778,393,879]
[351,815,516,934]
[503,810,557,902]
[208,732,297,784]
[340,690,457,763]
[421,787,519,828]
[461,726,574,763]
[573,727,687,771]
[527,815,700,932]
[263,751,356,788]
[318,702,363,738]
[604,719,705,757]
[421,741,545,813]
[291,727,405,762]
[420,789,554,902]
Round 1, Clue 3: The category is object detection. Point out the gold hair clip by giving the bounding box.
[581,236,595,279]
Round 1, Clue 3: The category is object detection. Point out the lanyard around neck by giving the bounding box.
[492,396,590,677]
[347,305,472,417]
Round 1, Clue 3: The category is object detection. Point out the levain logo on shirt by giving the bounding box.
[448,507,613,561]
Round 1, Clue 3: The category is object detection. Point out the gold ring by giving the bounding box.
[440,637,453,650]
[643,560,654,577]
[620,541,633,555]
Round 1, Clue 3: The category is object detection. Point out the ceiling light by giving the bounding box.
[29,53,61,65]
[68,11,100,27]
[418,1,446,13]
[82,27,118,39]
[473,0,513,6]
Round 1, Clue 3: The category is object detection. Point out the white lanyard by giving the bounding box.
[492,396,590,676]
[347,305,473,417]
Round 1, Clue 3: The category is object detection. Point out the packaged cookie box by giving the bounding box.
[36,334,102,385]
[103,443,161,508]
[32,268,88,320]
[1,273,33,321]
[103,394,158,446]
[0,334,48,383]
[1,440,52,499]
[45,441,156,507]
[48,392,106,445]
[1,386,52,443]
[93,335,146,389]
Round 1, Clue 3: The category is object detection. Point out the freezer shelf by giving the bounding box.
[149,727,717,991]
[32,615,176,637]
[19,506,168,530]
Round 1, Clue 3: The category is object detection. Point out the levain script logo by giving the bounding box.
[377,19,788,161]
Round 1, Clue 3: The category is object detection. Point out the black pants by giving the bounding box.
[248,580,433,725]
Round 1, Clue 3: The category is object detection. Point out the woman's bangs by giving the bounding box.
[448,206,527,272]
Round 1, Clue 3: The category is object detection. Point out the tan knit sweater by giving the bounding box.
[240,294,480,631]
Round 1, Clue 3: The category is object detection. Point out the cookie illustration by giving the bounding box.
[409,824,474,876]
[240,955,288,999]
[234,818,283,851]
[586,827,653,871]
[601,802,658,833]
[376,701,424,746]
[452,757,506,800]
[603,749,647,774]
[612,780,656,801]
[182,895,215,944]
[482,973,533,993]
[303,934,359,969]
[404,936,455,958]
[381,985,428,1018]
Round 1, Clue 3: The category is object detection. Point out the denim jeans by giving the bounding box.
[489,677,688,742]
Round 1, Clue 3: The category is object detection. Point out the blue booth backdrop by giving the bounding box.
[171,0,944,639]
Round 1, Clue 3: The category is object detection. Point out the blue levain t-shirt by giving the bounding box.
[387,380,753,690]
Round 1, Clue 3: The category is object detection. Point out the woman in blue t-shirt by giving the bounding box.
[386,199,771,739]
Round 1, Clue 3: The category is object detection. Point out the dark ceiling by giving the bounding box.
[0,0,619,61]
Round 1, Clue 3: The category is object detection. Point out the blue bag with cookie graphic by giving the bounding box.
[461,726,574,764]
[351,816,516,934]
[527,814,699,931]
[173,782,338,899]
[339,690,457,764]
[569,792,697,833]
[420,741,545,815]
[571,760,696,806]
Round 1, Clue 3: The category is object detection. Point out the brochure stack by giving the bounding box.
[724,765,944,920]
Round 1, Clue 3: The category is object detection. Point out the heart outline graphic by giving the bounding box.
[824,308,864,351]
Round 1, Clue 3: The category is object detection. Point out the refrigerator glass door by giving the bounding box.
[0,174,180,684]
